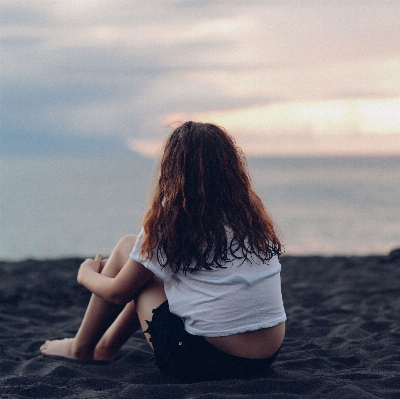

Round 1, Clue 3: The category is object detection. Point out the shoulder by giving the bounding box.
[130,228,174,282]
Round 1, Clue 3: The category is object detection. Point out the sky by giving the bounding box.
[1,0,400,156]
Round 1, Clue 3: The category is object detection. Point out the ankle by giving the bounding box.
[70,340,94,360]
[93,340,119,361]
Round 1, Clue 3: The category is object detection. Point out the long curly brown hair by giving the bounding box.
[140,121,282,273]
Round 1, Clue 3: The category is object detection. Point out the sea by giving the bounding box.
[1,154,399,260]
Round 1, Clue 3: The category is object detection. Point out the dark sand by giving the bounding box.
[1,251,399,398]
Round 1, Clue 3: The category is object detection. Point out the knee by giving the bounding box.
[101,234,138,277]
[118,234,137,249]
[114,234,137,258]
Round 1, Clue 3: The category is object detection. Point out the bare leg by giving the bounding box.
[93,275,167,359]
[40,235,138,360]
[93,300,140,361]
[135,276,167,349]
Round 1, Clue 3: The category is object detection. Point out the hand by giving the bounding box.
[77,254,103,285]
[100,258,108,273]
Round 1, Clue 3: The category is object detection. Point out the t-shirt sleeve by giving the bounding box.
[130,227,173,282]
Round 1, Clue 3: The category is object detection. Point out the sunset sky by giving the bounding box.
[2,0,400,156]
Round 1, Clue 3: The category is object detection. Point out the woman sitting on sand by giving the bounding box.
[40,122,286,381]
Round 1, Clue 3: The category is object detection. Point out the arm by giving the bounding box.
[77,254,154,306]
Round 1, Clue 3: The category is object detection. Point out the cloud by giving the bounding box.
[1,0,400,155]
[187,58,400,101]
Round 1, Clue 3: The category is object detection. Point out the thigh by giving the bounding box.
[134,276,167,349]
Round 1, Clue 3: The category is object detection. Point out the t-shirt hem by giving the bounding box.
[184,314,287,337]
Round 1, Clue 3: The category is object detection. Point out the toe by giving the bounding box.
[40,341,50,353]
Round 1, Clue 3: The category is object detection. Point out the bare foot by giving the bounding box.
[40,338,77,359]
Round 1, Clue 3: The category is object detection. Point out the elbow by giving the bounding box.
[108,292,133,306]
[105,280,135,306]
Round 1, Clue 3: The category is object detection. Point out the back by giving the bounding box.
[130,228,286,337]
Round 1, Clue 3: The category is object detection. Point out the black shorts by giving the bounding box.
[144,300,281,382]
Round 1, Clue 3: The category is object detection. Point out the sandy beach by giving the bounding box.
[1,251,399,398]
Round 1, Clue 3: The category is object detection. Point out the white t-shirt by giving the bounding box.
[130,227,286,337]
